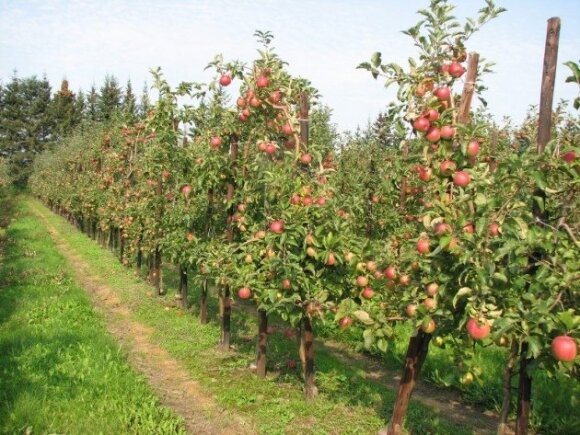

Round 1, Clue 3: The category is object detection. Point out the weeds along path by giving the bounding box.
[28,199,255,435]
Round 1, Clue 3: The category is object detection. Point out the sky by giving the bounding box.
[1,0,579,133]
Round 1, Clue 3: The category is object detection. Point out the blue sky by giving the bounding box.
[1,0,578,132]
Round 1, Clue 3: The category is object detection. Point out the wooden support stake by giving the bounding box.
[457,52,480,125]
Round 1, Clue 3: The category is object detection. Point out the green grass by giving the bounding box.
[27,197,479,435]
[0,195,186,434]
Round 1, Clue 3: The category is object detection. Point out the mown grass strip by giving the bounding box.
[0,195,186,434]
[29,197,483,435]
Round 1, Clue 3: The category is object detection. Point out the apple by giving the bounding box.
[434,87,451,101]
[366,261,378,273]
[181,184,192,197]
[219,74,232,86]
[562,150,577,163]
[305,233,315,245]
[384,266,397,280]
[244,254,253,264]
[440,125,456,139]
[249,97,261,108]
[315,196,327,206]
[448,62,465,78]
[416,238,430,255]
[424,108,440,122]
[281,278,292,289]
[238,287,251,299]
[269,90,282,103]
[466,318,491,340]
[434,222,452,235]
[406,304,417,317]
[453,170,471,187]
[339,317,353,329]
[423,298,437,311]
[426,283,439,296]
[237,203,246,213]
[344,251,354,263]
[399,274,411,286]
[290,194,301,205]
[236,97,246,108]
[186,232,195,242]
[425,127,441,143]
[306,247,317,258]
[422,319,436,334]
[269,220,284,234]
[440,63,450,74]
[239,113,248,122]
[466,140,480,157]
[302,195,313,206]
[256,76,269,88]
[361,287,375,299]
[413,117,430,132]
[488,222,500,237]
[460,372,474,385]
[326,252,336,266]
[463,222,475,234]
[356,276,369,287]
[439,160,457,175]
[551,336,577,362]
[210,136,222,148]
[418,166,432,182]
[371,194,381,204]
[300,154,312,165]
[255,230,266,239]
[282,123,293,135]
[265,143,277,155]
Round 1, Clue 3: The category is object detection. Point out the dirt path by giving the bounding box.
[31,203,255,435]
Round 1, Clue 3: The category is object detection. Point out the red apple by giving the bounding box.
[488,222,500,237]
[440,125,456,139]
[562,150,577,163]
[281,278,292,289]
[466,318,491,340]
[269,220,284,234]
[424,108,440,122]
[249,97,261,108]
[219,74,232,86]
[434,222,452,235]
[440,63,450,74]
[256,75,270,88]
[466,140,480,157]
[181,184,192,196]
[269,90,282,103]
[339,317,353,329]
[426,127,441,143]
[413,117,430,132]
[210,136,222,148]
[426,283,439,296]
[434,87,451,101]
[326,252,336,266]
[361,287,375,299]
[406,304,417,317]
[453,170,471,187]
[551,336,577,362]
[238,287,251,299]
[399,274,411,286]
[282,123,293,135]
[416,238,430,255]
[302,195,313,206]
[418,166,432,182]
[265,143,277,155]
[448,62,465,78]
[423,297,437,311]
[290,194,301,205]
[439,160,457,175]
[236,97,246,108]
[422,319,436,334]
[384,266,397,280]
[300,154,312,165]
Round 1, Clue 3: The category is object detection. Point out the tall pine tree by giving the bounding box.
[87,85,99,121]
[98,75,122,121]
[50,79,77,139]
[122,80,137,122]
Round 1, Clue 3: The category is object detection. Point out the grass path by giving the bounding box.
[23,194,507,434]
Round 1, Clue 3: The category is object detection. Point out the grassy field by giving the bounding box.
[0,194,186,434]
[3,193,578,434]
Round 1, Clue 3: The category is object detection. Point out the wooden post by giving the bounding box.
[299,93,309,153]
[457,52,480,125]
[497,340,519,435]
[385,330,431,435]
[200,277,209,324]
[219,136,238,350]
[399,141,409,212]
[537,17,561,153]
[179,266,188,310]
[256,309,268,378]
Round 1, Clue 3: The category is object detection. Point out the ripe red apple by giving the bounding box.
[440,125,456,139]
[269,220,284,234]
[281,278,292,289]
[551,336,577,362]
[434,87,451,101]
[256,75,270,88]
[424,108,440,122]
[488,222,500,237]
[418,166,432,182]
[448,62,465,78]
[416,238,430,255]
[269,90,282,103]
[426,283,439,296]
[249,97,261,108]
[434,222,452,235]
[466,140,480,157]
[361,287,375,299]
[210,136,222,149]
[366,261,378,273]
[282,123,293,135]
[339,316,353,329]
[219,74,232,86]
[302,195,313,206]
[356,276,369,287]
[439,160,457,175]
[453,170,471,187]
[466,318,491,340]
[186,232,195,242]
[562,150,577,163]
[463,222,475,233]
[440,63,450,74]
[371,194,381,204]
[423,298,437,311]
[425,127,441,143]
[238,287,251,299]
[236,97,246,108]
[384,266,397,280]
[406,304,417,317]
[265,143,277,155]
[413,117,430,132]
[239,113,248,122]
[181,184,192,196]
[300,154,312,165]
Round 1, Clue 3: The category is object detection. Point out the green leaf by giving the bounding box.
[354,310,375,325]
[453,287,472,308]
[371,52,382,68]
[527,336,542,359]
